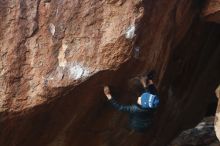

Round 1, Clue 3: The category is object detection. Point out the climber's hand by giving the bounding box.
[139,76,147,89]
[104,86,112,100]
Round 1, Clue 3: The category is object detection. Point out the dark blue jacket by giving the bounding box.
[109,99,155,132]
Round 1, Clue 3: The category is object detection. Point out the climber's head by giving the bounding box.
[137,92,159,108]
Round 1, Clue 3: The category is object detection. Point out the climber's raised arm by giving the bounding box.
[139,76,147,89]
[139,70,156,90]
[103,86,140,113]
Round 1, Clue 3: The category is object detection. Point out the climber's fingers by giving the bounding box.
[104,86,111,95]
[103,86,112,100]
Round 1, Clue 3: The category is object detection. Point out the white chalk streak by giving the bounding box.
[49,23,56,36]
[125,25,135,39]
[58,43,67,67]
[69,64,90,80]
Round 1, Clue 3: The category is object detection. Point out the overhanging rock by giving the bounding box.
[0,1,220,146]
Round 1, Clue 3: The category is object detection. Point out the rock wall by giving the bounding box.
[169,117,219,146]
[203,0,220,23]
[153,20,220,146]
[215,86,220,141]
[0,0,143,112]
[0,0,220,146]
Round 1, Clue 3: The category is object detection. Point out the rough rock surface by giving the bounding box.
[0,0,220,146]
[215,86,220,141]
[202,0,220,23]
[169,117,220,146]
[0,0,143,112]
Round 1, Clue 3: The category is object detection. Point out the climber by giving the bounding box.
[103,71,160,133]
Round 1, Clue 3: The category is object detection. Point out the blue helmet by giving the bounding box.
[141,92,159,109]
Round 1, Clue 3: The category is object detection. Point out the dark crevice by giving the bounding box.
[206,96,218,116]
[192,0,207,10]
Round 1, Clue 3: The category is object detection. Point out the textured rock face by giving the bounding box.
[215,86,220,140]
[0,0,220,146]
[0,0,143,112]
[170,117,219,146]
[202,0,220,23]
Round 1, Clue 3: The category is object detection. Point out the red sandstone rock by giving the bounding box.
[202,0,220,23]
[0,0,220,146]
[0,0,144,112]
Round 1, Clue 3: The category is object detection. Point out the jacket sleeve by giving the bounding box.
[108,98,140,113]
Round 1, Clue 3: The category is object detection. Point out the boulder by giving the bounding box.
[169,117,220,146]
[0,0,220,146]
[215,86,220,141]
